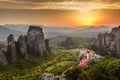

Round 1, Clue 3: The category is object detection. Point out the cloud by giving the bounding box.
[13,0,94,3]
[0,8,120,26]
[12,0,120,3]
[0,0,120,12]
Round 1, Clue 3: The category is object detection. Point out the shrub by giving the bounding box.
[64,66,82,80]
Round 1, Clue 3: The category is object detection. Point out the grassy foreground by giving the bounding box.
[64,59,120,80]
[0,49,79,80]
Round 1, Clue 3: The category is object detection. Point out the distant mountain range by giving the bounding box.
[0,24,113,41]
[3,24,29,33]
[0,25,26,41]
[44,25,112,38]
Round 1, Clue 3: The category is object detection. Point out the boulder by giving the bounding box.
[7,34,17,62]
[40,73,54,80]
[27,25,49,56]
[40,73,64,80]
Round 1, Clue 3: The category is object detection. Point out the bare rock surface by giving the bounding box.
[39,73,65,80]
[17,35,28,59]
[90,25,120,56]
[7,34,17,62]
[27,26,49,56]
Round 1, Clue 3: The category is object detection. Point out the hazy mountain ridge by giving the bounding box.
[0,25,26,41]
[44,25,112,38]
[0,24,113,41]
[73,26,112,38]
[3,24,29,33]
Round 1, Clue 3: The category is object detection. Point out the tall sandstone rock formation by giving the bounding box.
[27,26,49,56]
[17,35,28,59]
[90,25,120,56]
[97,33,103,50]
[7,34,17,62]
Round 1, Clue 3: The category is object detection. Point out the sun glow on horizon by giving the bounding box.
[72,11,100,26]
[80,14,97,26]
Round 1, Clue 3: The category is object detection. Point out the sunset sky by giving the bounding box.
[0,0,120,27]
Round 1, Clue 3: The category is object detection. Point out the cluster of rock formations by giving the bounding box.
[90,25,120,57]
[0,25,50,65]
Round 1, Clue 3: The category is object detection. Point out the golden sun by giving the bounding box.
[80,15,96,26]
[74,12,99,26]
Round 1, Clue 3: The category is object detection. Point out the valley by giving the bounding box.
[0,25,120,80]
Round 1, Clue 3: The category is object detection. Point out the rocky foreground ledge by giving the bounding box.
[78,48,105,68]
[39,48,105,80]
[39,73,66,80]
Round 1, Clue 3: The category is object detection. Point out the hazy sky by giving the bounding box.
[0,0,120,27]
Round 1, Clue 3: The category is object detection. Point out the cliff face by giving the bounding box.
[27,26,49,56]
[90,25,120,56]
